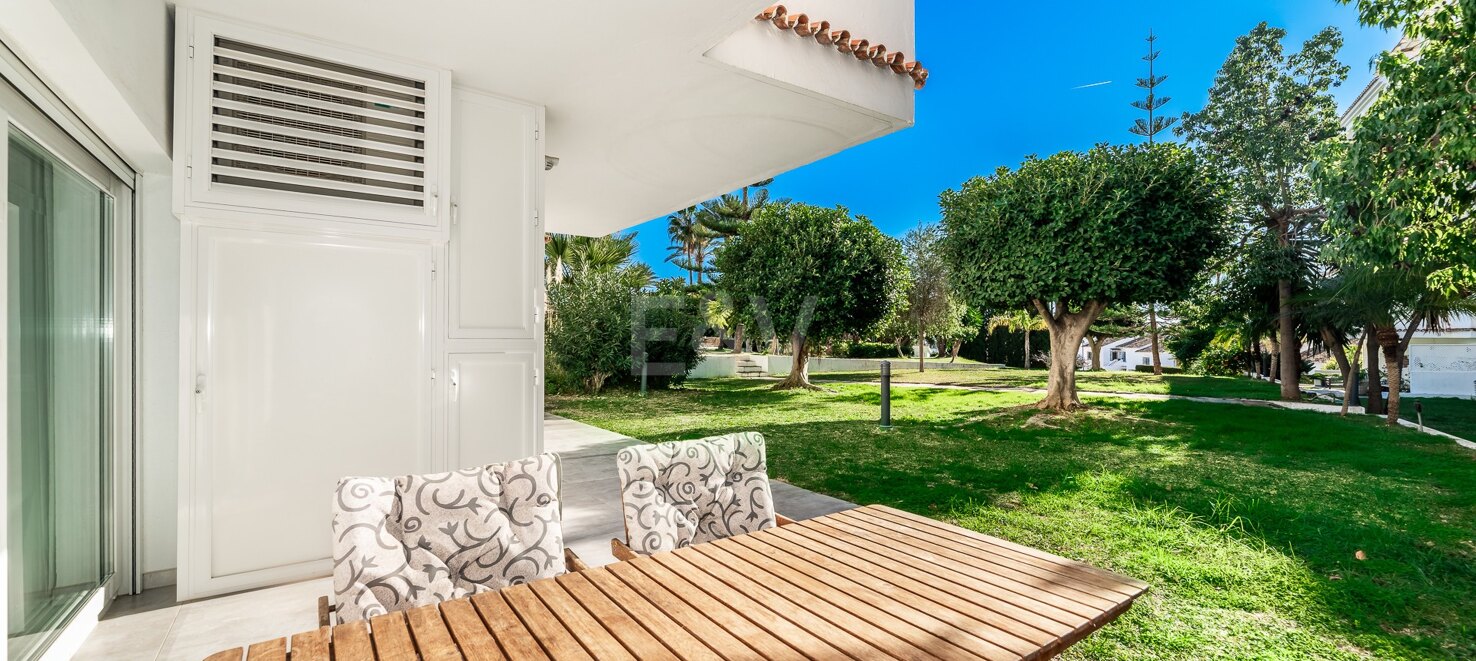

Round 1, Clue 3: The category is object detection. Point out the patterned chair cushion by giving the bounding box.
[331,453,564,622]
[617,431,776,555]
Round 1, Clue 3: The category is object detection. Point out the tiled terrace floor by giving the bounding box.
[76,414,855,660]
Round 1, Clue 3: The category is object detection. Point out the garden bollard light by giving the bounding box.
[880,360,892,429]
[1416,401,1423,432]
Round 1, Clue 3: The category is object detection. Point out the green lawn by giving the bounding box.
[548,380,1476,660]
[1401,396,1476,442]
[811,366,1285,400]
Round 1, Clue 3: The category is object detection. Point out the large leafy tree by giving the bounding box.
[1178,22,1348,401]
[1326,0,1475,297]
[941,144,1228,410]
[715,202,905,390]
[901,223,954,372]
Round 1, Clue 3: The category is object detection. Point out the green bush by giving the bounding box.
[547,273,636,393]
[838,341,899,359]
[546,273,706,394]
[1133,364,1184,374]
[1191,344,1246,377]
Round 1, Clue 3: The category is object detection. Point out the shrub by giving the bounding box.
[1133,364,1184,374]
[838,341,898,359]
[1192,344,1246,377]
[632,293,706,389]
[546,273,635,393]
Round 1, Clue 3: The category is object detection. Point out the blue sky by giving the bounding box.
[629,0,1398,280]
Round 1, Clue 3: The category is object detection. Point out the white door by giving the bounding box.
[448,351,537,468]
[180,226,434,599]
[449,89,539,339]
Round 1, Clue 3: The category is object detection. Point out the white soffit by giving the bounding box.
[170,0,918,235]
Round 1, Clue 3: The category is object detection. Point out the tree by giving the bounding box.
[715,202,905,390]
[702,179,778,352]
[1327,0,1475,297]
[1178,22,1348,401]
[941,144,1228,410]
[901,223,953,372]
[1128,28,1185,378]
[986,310,1046,369]
[938,302,983,363]
[665,206,713,285]
[1085,306,1145,370]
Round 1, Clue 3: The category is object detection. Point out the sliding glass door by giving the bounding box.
[5,116,120,660]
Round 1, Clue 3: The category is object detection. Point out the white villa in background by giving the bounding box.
[0,1,922,658]
[1341,35,1475,399]
[1078,337,1181,372]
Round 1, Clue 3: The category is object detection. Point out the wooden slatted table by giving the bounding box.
[205,505,1146,660]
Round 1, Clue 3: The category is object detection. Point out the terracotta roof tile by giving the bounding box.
[755,4,928,90]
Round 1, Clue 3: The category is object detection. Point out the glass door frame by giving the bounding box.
[0,49,136,660]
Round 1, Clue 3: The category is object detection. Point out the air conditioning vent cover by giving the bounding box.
[177,13,448,225]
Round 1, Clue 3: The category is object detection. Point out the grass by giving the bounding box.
[1401,396,1476,442]
[548,379,1476,660]
[811,366,1285,400]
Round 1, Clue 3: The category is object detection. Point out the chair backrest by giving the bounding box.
[331,453,564,622]
[616,431,776,555]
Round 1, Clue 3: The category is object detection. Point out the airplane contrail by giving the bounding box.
[1071,80,1112,89]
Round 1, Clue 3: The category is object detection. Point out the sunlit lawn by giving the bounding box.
[810,366,1285,400]
[1401,396,1476,443]
[549,379,1476,660]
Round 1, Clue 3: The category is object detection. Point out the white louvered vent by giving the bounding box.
[177,14,447,225]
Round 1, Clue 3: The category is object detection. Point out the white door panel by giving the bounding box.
[449,90,537,339]
[185,227,433,596]
[448,352,536,468]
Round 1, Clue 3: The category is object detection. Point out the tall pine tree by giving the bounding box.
[1129,30,1174,375]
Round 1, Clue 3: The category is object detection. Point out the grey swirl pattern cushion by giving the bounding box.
[331,454,564,622]
[617,431,776,555]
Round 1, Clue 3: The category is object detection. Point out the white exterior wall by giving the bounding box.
[1408,315,1476,397]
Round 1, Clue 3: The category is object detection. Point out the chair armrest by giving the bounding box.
[776,513,798,526]
[317,595,333,628]
[564,547,591,573]
[610,537,640,562]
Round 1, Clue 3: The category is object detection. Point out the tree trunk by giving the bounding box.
[733,323,745,354]
[1033,300,1105,411]
[1377,326,1403,426]
[1088,335,1105,371]
[1023,330,1032,369]
[1365,323,1384,415]
[1269,337,1280,384]
[1277,278,1301,401]
[1149,304,1163,375]
[917,320,926,373]
[950,340,961,363]
[1320,326,1353,415]
[774,331,818,390]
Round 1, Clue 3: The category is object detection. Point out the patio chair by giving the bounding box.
[610,431,796,561]
[321,453,587,625]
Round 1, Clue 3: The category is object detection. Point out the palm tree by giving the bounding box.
[666,206,703,285]
[988,309,1047,369]
[544,233,572,285]
[563,232,639,279]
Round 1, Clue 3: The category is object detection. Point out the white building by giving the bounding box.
[1080,337,1181,372]
[0,1,922,657]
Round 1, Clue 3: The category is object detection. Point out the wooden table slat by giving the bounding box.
[404,604,463,661]
[287,627,330,661]
[554,572,680,661]
[759,526,1054,657]
[824,513,1118,618]
[581,566,725,661]
[501,584,595,660]
[861,507,1145,596]
[645,552,849,660]
[625,557,807,661]
[366,612,419,661]
[728,532,1021,661]
[439,597,506,661]
[207,505,1145,661]
[245,637,287,661]
[692,542,983,661]
[782,521,1078,637]
[469,591,551,660]
[328,619,375,661]
[658,549,888,659]
[528,576,637,661]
